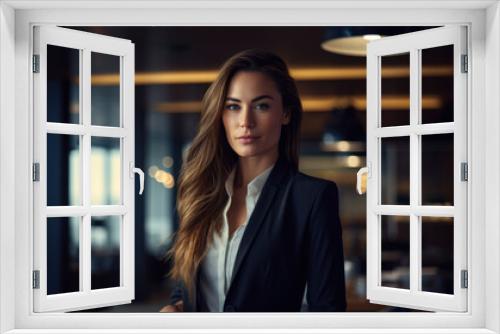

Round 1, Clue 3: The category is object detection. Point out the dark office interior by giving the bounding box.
[45,26,454,312]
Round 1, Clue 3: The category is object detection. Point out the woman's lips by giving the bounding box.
[237,136,259,144]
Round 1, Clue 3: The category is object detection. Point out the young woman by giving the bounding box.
[160,49,346,312]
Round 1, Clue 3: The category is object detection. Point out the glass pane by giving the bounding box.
[381,52,410,127]
[47,134,81,206]
[91,52,120,127]
[47,217,80,295]
[421,216,454,294]
[421,45,454,124]
[381,136,410,205]
[91,216,121,290]
[381,215,410,289]
[421,134,454,206]
[91,137,121,205]
[47,45,80,124]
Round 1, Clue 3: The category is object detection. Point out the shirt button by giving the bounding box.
[224,305,236,312]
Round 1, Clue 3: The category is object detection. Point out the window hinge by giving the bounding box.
[33,270,40,289]
[461,54,468,73]
[461,162,468,181]
[461,269,468,289]
[32,55,40,73]
[33,163,40,182]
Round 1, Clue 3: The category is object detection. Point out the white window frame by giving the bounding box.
[32,26,136,312]
[0,1,499,333]
[366,26,468,312]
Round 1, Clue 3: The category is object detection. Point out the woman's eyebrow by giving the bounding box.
[225,95,274,103]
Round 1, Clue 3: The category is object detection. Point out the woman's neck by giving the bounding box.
[234,150,279,190]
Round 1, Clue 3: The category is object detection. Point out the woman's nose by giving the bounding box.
[239,106,255,128]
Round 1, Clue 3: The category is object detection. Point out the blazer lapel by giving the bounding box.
[226,156,291,296]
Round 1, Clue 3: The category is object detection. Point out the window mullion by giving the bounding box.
[409,48,421,293]
[374,205,454,216]
[375,122,455,138]
[81,48,91,294]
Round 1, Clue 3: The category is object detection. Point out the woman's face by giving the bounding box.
[222,71,290,160]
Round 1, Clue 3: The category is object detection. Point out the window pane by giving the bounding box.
[91,52,120,127]
[91,216,121,290]
[47,217,80,295]
[421,216,454,294]
[381,52,410,127]
[91,137,121,205]
[381,136,410,205]
[47,45,80,124]
[47,134,81,206]
[421,45,454,124]
[381,215,410,289]
[421,133,454,205]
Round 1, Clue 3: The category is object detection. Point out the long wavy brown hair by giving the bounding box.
[166,48,303,301]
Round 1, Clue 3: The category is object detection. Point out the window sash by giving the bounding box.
[32,25,136,312]
[366,25,468,312]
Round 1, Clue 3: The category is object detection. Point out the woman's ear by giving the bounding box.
[282,109,291,125]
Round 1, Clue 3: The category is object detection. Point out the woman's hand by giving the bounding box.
[159,300,184,312]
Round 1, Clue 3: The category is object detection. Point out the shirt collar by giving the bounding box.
[224,162,276,198]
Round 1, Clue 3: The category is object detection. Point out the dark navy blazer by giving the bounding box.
[168,155,347,312]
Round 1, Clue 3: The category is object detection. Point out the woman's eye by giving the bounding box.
[255,103,270,110]
[225,104,239,111]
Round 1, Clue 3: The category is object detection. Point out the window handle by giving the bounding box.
[356,166,369,195]
[130,162,145,195]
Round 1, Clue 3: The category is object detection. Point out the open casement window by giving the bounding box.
[33,26,142,312]
[364,25,468,312]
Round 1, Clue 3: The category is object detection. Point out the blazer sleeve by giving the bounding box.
[168,279,184,305]
[305,181,347,311]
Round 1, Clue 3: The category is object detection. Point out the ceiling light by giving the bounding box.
[321,27,386,57]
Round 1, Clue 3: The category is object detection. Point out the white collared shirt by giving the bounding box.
[199,163,275,312]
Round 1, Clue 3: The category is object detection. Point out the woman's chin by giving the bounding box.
[235,151,259,158]
[234,148,279,160]
[234,147,263,158]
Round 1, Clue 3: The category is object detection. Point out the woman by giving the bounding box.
[160,49,346,312]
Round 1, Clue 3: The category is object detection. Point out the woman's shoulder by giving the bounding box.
[290,171,339,195]
[283,171,340,214]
